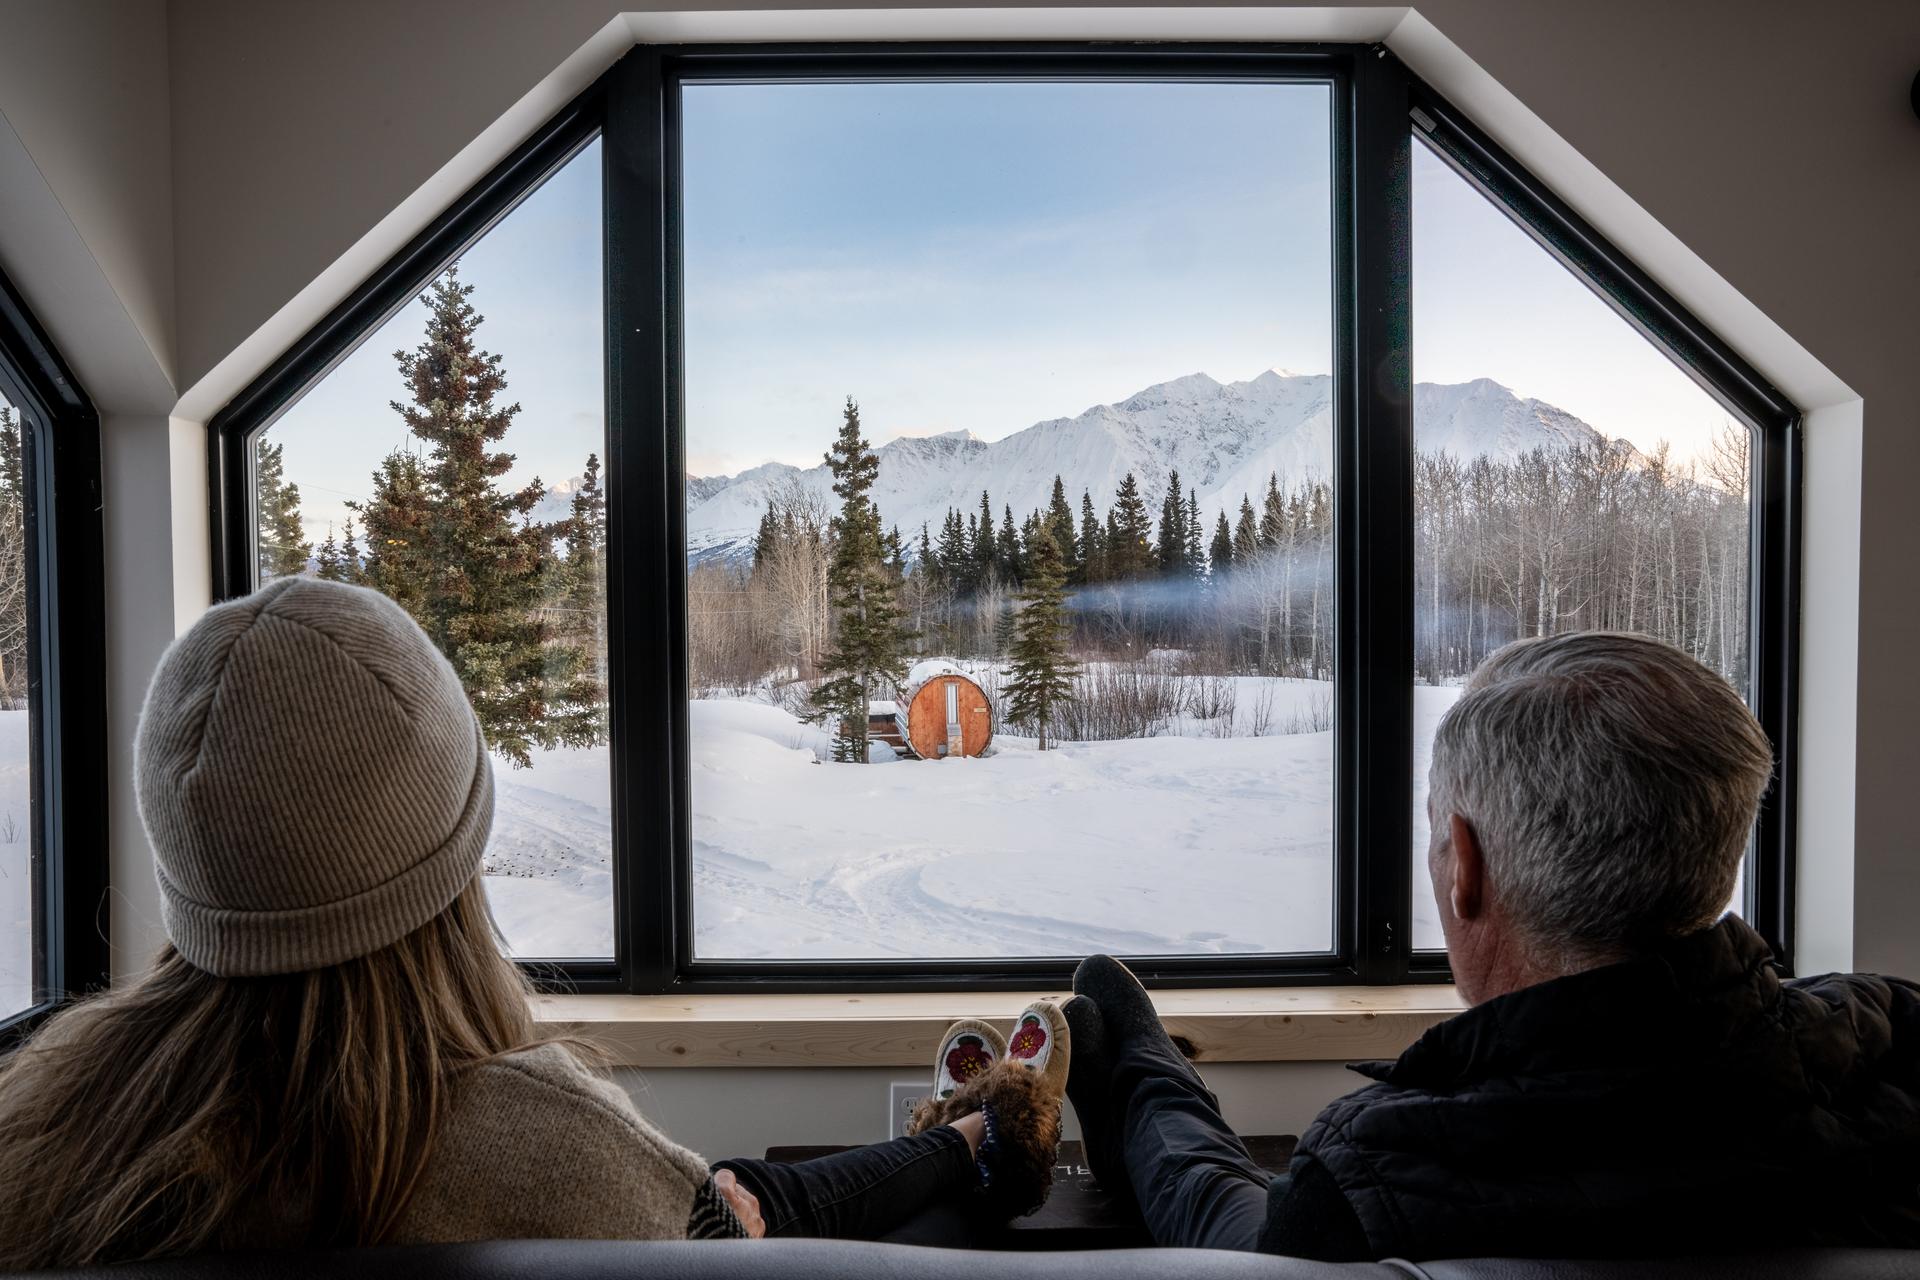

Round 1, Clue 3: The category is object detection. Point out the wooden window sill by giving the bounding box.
[532,987,1467,1068]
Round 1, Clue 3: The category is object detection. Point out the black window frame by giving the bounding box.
[207,41,1799,996]
[0,266,110,1050]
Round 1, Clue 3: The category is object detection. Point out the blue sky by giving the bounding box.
[265,83,1736,537]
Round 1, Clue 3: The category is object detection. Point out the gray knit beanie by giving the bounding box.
[136,576,494,977]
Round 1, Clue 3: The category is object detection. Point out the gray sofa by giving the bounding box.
[26,1240,1919,1279]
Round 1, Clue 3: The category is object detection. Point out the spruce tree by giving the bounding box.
[965,512,981,589]
[1233,495,1260,564]
[974,490,997,586]
[886,523,907,579]
[339,517,365,586]
[255,438,311,580]
[1184,488,1206,579]
[1260,473,1286,549]
[1109,472,1153,579]
[751,500,779,570]
[315,526,344,580]
[558,452,608,691]
[937,509,970,587]
[1156,468,1186,576]
[358,267,600,767]
[1004,527,1078,751]
[353,451,434,616]
[997,504,1022,584]
[809,397,913,763]
[1210,511,1234,574]
[1046,476,1078,576]
[1078,491,1105,583]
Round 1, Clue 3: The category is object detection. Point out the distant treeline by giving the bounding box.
[691,425,1750,694]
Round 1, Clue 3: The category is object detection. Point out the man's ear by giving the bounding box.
[1447,813,1486,923]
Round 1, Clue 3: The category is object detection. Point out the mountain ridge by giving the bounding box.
[687,372,1612,563]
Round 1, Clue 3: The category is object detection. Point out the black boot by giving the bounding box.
[1073,954,1207,1090]
[1062,993,1136,1212]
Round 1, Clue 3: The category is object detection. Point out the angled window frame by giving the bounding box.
[0,266,110,1049]
[1401,84,1802,978]
[207,42,1799,997]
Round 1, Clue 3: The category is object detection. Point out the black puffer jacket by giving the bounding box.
[1265,917,1920,1260]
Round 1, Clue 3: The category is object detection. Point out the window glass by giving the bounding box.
[1410,137,1753,949]
[681,82,1336,960]
[252,140,611,960]
[0,392,33,1018]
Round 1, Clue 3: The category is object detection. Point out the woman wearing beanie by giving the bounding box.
[0,578,1069,1269]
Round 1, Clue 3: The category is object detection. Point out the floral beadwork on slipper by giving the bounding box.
[1008,1014,1049,1063]
[944,1035,994,1093]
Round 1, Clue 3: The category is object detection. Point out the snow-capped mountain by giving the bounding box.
[687,372,1610,563]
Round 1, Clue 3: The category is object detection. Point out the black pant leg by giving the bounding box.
[714,1126,978,1239]
[1108,1036,1273,1250]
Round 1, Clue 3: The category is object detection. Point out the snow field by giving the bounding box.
[688,686,1343,959]
[483,747,616,958]
[482,680,1463,961]
[0,687,1459,980]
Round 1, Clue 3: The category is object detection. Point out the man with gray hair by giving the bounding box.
[1064,632,1920,1260]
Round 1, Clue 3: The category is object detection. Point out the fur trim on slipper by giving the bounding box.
[907,1057,1063,1219]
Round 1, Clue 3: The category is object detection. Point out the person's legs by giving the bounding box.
[714,1126,979,1240]
[1074,954,1272,1251]
[716,1003,1070,1242]
[1109,1035,1271,1250]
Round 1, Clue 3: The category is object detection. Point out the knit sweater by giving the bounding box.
[384,1043,739,1243]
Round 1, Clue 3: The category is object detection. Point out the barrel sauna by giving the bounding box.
[892,660,994,759]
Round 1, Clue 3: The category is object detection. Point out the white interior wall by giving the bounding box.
[0,0,1913,1146]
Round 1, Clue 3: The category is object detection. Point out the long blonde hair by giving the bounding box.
[0,878,561,1269]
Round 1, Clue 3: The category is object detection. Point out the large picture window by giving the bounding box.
[681,79,1337,961]
[210,44,1799,993]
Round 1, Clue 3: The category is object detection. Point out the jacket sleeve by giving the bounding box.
[1256,1154,1372,1261]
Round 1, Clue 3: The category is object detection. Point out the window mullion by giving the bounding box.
[1343,47,1416,984]
[603,50,679,995]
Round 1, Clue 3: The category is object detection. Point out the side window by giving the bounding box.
[0,263,106,1035]
[1408,135,1755,948]
[247,140,612,962]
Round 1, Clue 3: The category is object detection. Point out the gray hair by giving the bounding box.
[1428,632,1774,960]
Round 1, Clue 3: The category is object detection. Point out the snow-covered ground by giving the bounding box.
[481,680,1463,961]
[0,686,1458,981]
[689,693,1335,957]
[1411,684,1461,949]
[484,746,616,959]
[1,711,33,1019]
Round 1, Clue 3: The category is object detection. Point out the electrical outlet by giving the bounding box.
[888,1081,928,1139]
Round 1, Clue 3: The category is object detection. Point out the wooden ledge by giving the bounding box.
[532,987,1467,1068]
